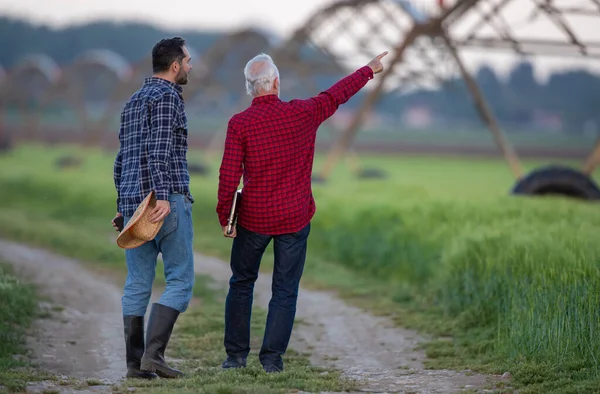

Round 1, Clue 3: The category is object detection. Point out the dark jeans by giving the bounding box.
[224,222,311,368]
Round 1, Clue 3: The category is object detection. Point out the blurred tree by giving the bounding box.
[2,16,600,134]
[0,17,222,67]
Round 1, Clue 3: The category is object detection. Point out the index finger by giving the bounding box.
[376,51,389,60]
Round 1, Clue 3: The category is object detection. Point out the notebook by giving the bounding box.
[226,188,243,235]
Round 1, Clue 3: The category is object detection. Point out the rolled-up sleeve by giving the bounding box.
[148,93,177,201]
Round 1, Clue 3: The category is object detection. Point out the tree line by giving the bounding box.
[2,16,599,134]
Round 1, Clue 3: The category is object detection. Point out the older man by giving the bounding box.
[216,51,388,373]
[113,37,194,379]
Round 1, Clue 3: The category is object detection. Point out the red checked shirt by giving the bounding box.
[216,66,374,235]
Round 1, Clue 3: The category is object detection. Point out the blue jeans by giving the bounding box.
[224,222,311,368]
[121,193,195,316]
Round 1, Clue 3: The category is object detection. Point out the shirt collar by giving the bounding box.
[144,76,183,94]
[251,94,280,105]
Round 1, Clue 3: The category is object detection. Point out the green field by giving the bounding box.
[1,144,600,393]
[4,108,596,152]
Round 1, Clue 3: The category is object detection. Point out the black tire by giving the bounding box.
[311,174,327,184]
[511,165,600,201]
[188,162,209,175]
[55,155,83,170]
[356,168,387,179]
[0,132,12,153]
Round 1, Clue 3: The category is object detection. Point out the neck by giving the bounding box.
[153,73,177,84]
[255,88,278,98]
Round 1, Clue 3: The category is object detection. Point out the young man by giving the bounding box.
[112,37,194,379]
[216,51,388,373]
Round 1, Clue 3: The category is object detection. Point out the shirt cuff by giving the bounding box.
[155,189,170,201]
[219,216,228,227]
[358,65,374,80]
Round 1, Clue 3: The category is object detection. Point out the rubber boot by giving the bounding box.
[123,316,157,380]
[140,303,184,378]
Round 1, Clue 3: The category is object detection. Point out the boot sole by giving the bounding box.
[126,372,158,380]
[140,360,183,379]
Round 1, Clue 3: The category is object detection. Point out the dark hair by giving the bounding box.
[152,37,186,73]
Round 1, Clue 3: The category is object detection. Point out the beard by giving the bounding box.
[175,69,188,85]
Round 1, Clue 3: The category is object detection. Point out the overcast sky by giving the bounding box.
[2,0,599,81]
[0,0,329,34]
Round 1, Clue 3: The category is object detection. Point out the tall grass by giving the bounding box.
[311,195,600,373]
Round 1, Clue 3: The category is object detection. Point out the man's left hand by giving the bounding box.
[367,51,388,74]
[222,225,237,238]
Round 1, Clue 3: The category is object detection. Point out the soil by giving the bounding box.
[0,239,504,393]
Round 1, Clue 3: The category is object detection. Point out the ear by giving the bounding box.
[274,77,279,90]
[171,60,180,74]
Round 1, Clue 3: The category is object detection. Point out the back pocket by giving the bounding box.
[157,200,178,238]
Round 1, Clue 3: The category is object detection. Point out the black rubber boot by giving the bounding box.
[123,316,157,380]
[140,303,184,378]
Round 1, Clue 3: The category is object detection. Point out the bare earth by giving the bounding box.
[0,239,501,393]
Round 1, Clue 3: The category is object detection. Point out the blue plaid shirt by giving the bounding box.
[113,77,194,217]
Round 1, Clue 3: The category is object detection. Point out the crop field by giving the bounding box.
[4,108,595,156]
[1,143,600,393]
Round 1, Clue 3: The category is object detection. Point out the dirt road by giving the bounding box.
[0,239,498,393]
[194,253,495,393]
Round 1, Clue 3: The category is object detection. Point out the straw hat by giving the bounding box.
[116,191,164,249]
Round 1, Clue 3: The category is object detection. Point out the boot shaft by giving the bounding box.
[123,315,145,366]
[123,315,157,380]
[145,303,181,352]
[140,303,183,378]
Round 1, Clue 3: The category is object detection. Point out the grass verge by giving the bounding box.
[0,263,52,392]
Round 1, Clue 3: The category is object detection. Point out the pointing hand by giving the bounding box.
[367,51,389,74]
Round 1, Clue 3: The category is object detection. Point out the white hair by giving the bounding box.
[243,53,280,97]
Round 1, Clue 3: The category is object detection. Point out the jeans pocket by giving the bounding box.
[184,199,193,214]
[157,200,178,238]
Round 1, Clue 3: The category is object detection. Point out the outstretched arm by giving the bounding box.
[303,51,388,126]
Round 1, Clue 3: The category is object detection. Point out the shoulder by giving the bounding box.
[131,80,179,104]
[286,97,316,115]
[227,112,246,131]
[145,89,183,118]
[229,106,254,125]
[151,87,180,104]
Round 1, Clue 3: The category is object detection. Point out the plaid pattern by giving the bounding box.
[114,77,193,217]
[216,66,374,235]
